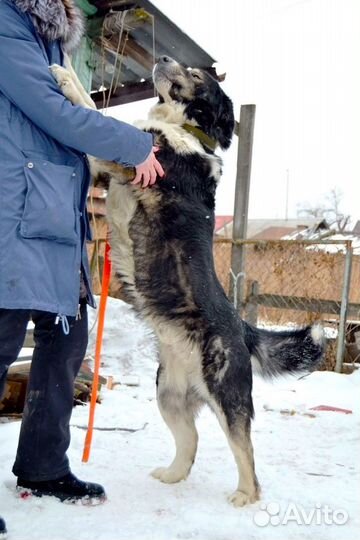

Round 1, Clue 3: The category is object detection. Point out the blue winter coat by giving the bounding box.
[0,0,153,316]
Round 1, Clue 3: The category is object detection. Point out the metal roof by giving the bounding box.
[215,218,322,239]
[78,0,217,108]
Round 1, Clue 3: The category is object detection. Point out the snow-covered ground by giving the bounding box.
[1,297,359,540]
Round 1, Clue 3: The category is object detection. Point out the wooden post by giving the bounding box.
[230,104,256,313]
[245,280,259,326]
[335,242,353,373]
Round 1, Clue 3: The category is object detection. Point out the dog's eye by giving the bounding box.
[191,72,201,80]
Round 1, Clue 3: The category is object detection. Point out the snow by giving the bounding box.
[305,235,360,255]
[1,297,359,540]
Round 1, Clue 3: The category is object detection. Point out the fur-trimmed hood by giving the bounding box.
[12,0,85,52]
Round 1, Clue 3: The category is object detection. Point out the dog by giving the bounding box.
[51,56,325,507]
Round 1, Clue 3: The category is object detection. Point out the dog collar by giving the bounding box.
[182,123,218,153]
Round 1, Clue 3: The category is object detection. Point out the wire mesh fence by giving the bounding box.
[87,233,360,373]
[345,252,360,368]
[214,238,360,372]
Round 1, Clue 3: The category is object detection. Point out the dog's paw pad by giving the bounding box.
[228,489,259,507]
[49,64,71,85]
[49,64,63,75]
[150,466,187,484]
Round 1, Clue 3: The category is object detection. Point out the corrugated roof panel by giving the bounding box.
[78,0,216,106]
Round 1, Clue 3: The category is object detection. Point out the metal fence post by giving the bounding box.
[230,104,256,313]
[335,241,353,373]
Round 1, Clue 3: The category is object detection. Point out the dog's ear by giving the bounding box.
[215,93,235,150]
[185,92,234,151]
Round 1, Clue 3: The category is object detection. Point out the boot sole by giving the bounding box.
[16,486,107,506]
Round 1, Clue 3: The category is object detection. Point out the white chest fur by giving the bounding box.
[106,181,137,289]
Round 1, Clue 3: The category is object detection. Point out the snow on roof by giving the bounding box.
[304,234,360,255]
[215,217,319,238]
[282,220,360,254]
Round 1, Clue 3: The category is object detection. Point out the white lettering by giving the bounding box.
[282,503,302,525]
[299,507,316,525]
[332,509,348,525]
[322,505,333,525]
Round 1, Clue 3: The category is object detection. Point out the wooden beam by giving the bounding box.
[92,0,135,11]
[100,33,154,72]
[92,80,156,107]
[123,35,154,71]
[246,292,360,319]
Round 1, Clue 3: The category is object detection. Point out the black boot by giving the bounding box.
[17,472,106,505]
[0,517,7,538]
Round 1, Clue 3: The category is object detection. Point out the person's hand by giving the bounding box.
[132,146,164,188]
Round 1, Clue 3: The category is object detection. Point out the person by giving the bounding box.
[0,0,164,509]
[0,517,6,538]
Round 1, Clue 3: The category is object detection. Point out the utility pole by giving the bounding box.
[230,104,256,313]
[285,168,290,220]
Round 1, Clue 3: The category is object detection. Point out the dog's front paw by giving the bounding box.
[49,64,72,87]
[151,466,188,484]
[228,489,260,507]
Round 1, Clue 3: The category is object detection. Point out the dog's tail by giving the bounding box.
[244,322,325,378]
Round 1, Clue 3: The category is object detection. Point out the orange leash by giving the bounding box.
[82,239,112,462]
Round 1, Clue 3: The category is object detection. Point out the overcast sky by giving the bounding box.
[109,0,360,222]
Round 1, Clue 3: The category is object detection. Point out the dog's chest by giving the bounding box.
[106,182,137,287]
[106,181,161,290]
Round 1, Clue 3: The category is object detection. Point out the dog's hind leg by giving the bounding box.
[151,344,201,484]
[212,402,260,506]
[203,341,260,506]
[226,416,260,506]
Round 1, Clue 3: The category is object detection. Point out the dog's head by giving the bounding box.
[153,56,234,150]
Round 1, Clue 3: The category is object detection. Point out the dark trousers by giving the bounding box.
[0,302,88,481]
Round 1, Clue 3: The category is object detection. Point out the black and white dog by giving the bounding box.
[51,56,325,506]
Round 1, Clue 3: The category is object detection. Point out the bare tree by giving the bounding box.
[297,187,351,232]
[325,188,351,232]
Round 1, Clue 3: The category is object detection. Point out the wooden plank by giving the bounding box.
[0,375,28,414]
[214,238,350,245]
[247,292,360,318]
[93,80,155,108]
[8,360,32,375]
[87,197,107,216]
[336,245,353,372]
[123,35,155,71]
[244,281,259,325]
[89,187,107,199]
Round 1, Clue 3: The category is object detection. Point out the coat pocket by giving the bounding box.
[20,159,78,245]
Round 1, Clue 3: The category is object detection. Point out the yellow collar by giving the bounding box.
[182,123,217,152]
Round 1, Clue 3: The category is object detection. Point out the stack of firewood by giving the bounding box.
[0,327,107,416]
